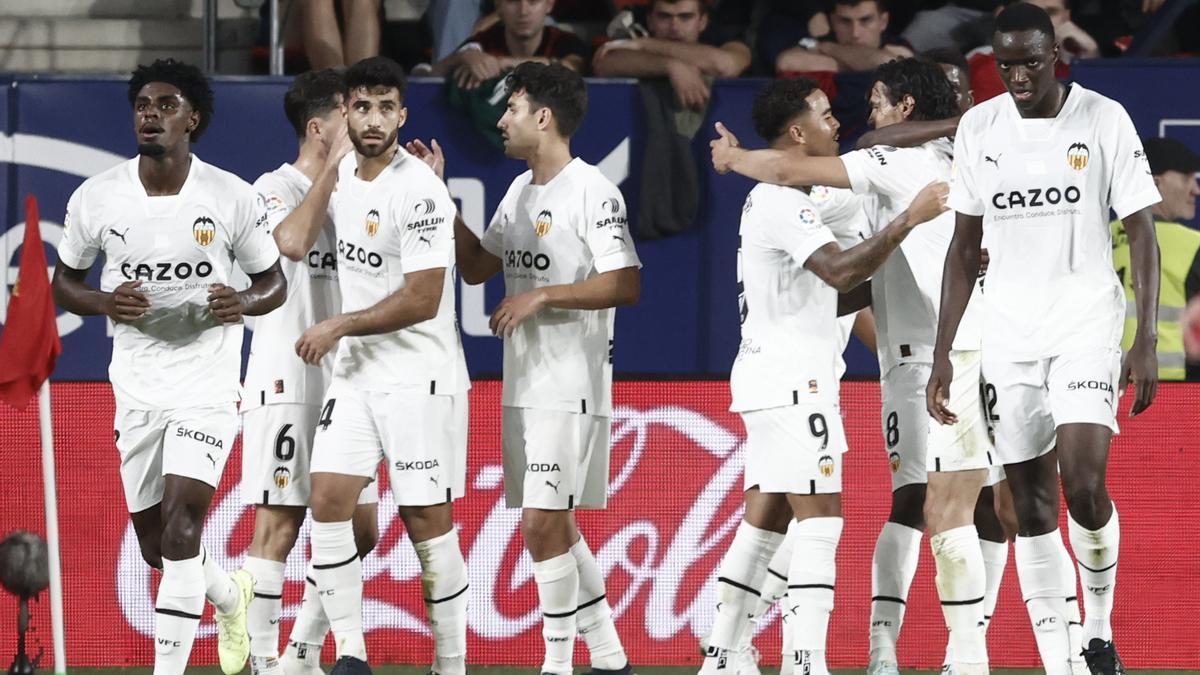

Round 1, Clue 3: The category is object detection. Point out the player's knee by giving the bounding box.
[1062,481,1110,527]
[256,519,302,560]
[159,515,202,558]
[308,489,351,523]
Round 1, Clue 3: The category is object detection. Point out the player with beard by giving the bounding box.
[700,77,948,675]
[712,58,1000,675]
[237,69,383,675]
[294,56,470,675]
[52,58,286,675]
[452,62,639,675]
[930,5,1160,674]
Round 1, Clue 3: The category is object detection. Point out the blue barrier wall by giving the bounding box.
[2,60,1198,381]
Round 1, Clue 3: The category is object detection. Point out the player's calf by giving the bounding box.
[784,494,842,675]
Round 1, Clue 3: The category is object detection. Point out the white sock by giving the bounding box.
[243,556,285,659]
[755,522,796,675]
[415,529,469,675]
[202,545,239,614]
[932,526,988,669]
[310,520,365,661]
[704,521,784,670]
[1068,505,1119,643]
[980,538,1009,630]
[153,554,206,675]
[1016,531,1072,675]
[786,517,841,675]
[1056,540,1085,672]
[534,552,579,675]
[288,564,330,650]
[572,536,629,671]
[868,521,922,666]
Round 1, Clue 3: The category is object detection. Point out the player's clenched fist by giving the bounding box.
[207,283,245,323]
[709,122,741,174]
[906,180,949,227]
[295,318,343,365]
[104,279,151,323]
[490,289,548,338]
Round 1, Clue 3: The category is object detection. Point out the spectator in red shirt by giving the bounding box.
[432,0,589,90]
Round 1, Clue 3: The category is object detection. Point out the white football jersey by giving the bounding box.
[810,184,870,381]
[241,164,340,411]
[58,156,279,410]
[841,140,984,374]
[328,148,469,393]
[730,184,840,412]
[481,158,641,415]
[950,84,1161,361]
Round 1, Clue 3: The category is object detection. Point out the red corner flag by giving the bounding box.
[0,194,63,410]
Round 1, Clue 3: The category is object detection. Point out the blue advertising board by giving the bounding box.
[2,60,1198,381]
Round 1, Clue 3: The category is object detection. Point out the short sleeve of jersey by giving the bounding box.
[481,198,507,258]
[948,116,984,216]
[232,189,281,275]
[840,147,906,198]
[392,186,455,273]
[766,197,836,266]
[585,187,641,273]
[1106,103,1162,220]
[57,185,101,269]
[252,173,298,233]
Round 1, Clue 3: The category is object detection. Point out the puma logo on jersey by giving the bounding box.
[545,480,560,494]
[984,154,1001,168]
[418,234,433,247]
[205,453,217,469]
[108,227,130,244]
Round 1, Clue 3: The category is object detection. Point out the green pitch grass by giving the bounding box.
[68,662,1200,667]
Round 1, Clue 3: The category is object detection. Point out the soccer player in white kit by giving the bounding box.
[453,62,639,675]
[702,78,949,675]
[930,5,1160,674]
[711,58,1001,675]
[292,57,470,675]
[51,59,286,675]
[237,69,382,675]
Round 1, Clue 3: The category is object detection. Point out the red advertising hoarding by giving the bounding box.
[0,381,1196,669]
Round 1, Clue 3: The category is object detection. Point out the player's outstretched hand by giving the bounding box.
[489,290,548,338]
[295,318,343,365]
[207,283,245,323]
[406,138,445,181]
[105,280,150,323]
[926,356,958,425]
[908,180,950,226]
[710,122,741,174]
[1119,339,1158,416]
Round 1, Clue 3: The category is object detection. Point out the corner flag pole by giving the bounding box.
[38,381,66,674]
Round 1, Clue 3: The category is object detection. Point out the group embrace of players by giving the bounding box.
[50,3,1158,675]
[705,3,1159,675]
[55,51,638,675]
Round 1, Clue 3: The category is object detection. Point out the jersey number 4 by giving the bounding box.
[318,399,337,431]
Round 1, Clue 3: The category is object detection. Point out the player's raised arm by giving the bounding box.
[805,180,949,292]
[273,127,353,261]
[1120,205,1160,415]
[854,116,960,150]
[710,122,850,188]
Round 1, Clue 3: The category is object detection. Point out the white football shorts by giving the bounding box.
[983,348,1121,466]
[115,403,238,513]
[310,382,467,506]
[741,402,848,495]
[242,403,378,507]
[501,406,610,510]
